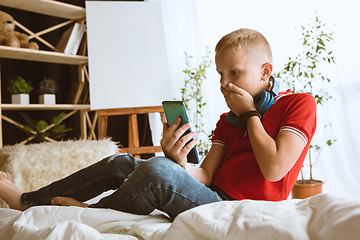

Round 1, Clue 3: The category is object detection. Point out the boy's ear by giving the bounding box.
[261,62,273,81]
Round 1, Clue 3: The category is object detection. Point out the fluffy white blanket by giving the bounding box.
[1,193,359,240]
[0,139,119,208]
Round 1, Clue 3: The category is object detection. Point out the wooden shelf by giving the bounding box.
[0,0,86,20]
[1,104,90,111]
[0,0,92,147]
[0,46,88,65]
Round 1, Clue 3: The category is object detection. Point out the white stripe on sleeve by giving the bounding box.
[279,126,308,144]
[212,140,226,148]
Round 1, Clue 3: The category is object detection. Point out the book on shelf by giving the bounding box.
[54,23,75,53]
[70,23,86,55]
[55,22,86,55]
[76,32,87,56]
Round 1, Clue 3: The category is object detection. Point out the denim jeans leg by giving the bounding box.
[21,153,143,210]
[90,156,223,220]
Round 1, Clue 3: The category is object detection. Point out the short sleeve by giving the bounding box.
[279,93,317,144]
[211,113,227,148]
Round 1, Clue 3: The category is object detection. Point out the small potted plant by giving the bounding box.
[38,78,58,105]
[275,16,336,198]
[180,47,213,161]
[7,76,33,104]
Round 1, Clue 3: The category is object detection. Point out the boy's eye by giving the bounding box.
[231,71,239,75]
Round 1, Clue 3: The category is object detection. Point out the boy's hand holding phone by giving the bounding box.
[160,117,197,167]
[161,101,200,164]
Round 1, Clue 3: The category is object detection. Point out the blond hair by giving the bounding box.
[215,28,272,63]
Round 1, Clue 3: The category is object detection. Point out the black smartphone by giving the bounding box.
[162,101,199,164]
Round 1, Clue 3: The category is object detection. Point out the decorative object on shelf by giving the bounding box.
[7,76,33,104]
[179,47,213,161]
[38,78,58,105]
[19,112,73,143]
[275,16,337,199]
[0,11,39,50]
[55,22,86,55]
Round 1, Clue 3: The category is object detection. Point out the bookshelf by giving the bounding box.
[0,0,86,19]
[0,46,88,65]
[0,0,92,147]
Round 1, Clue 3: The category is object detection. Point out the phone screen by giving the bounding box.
[162,101,199,164]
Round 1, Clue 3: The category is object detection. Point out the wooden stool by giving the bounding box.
[97,106,165,158]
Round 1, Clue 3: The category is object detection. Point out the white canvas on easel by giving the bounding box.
[86,1,172,110]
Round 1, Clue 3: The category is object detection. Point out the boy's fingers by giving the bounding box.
[171,124,190,145]
[162,121,169,132]
[162,117,188,148]
[228,83,245,95]
[177,121,190,133]
[163,117,181,139]
[182,138,197,154]
[162,120,168,128]
[172,122,191,142]
[168,117,182,131]
[174,131,196,152]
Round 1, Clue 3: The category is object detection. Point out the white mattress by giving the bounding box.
[1,193,359,240]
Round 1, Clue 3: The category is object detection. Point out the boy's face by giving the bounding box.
[215,47,265,97]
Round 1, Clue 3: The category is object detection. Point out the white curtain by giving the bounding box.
[147,0,360,197]
[145,0,209,149]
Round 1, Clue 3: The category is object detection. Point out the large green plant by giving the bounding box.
[275,16,336,183]
[20,112,73,142]
[180,47,213,160]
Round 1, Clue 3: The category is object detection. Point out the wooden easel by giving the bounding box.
[97,106,165,158]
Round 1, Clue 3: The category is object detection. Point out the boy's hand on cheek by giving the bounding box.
[221,83,256,116]
[160,117,196,167]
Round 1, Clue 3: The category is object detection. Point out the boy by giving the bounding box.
[0,28,316,220]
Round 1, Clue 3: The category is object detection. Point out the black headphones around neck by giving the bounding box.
[226,76,280,128]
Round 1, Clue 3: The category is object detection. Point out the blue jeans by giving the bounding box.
[21,154,224,219]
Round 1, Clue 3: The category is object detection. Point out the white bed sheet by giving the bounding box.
[0,193,359,240]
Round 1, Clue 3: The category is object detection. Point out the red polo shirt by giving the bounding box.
[212,90,317,201]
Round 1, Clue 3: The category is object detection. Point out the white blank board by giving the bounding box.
[86,1,172,110]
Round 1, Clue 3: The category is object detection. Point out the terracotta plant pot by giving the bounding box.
[292,180,324,199]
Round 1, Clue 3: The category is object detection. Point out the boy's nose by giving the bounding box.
[220,77,229,88]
